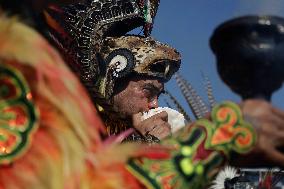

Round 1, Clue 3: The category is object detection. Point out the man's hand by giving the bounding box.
[132,111,171,140]
[232,99,284,167]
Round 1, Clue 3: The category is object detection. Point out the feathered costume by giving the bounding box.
[0,1,258,188]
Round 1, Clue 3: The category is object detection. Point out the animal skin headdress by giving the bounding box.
[45,0,181,105]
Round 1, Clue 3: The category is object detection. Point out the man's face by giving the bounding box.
[112,75,164,117]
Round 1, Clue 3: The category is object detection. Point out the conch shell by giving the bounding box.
[142,107,186,133]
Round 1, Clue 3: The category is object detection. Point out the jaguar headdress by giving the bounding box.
[45,0,181,107]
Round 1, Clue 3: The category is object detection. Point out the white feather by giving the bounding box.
[210,166,238,189]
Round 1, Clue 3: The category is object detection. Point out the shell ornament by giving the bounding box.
[105,48,135,78]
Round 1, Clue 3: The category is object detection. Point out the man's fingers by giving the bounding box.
[148,120,170,133]
[149,122,171,139]
[254,113,284,133]
[271,116,284,130]
[132,111,170,138]
[143,111,168,122]
[272,106,284,120]
[274,130,284,147]
[154,111,168,122]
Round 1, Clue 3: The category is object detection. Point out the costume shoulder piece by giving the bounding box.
[0,13,128,188]
[0,63,38,164]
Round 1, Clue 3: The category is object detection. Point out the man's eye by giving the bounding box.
[143,88,154,97]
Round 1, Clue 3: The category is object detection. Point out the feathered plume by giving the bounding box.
[174,72,209,119]
[202,72,216,109]
[210,166,238,189]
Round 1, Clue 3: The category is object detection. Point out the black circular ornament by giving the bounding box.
[105,48,135,78]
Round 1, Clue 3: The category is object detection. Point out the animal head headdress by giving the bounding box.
[45,0,181,105]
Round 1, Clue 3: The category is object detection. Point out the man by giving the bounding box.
[96,35,181,141]
[45,1,180,142]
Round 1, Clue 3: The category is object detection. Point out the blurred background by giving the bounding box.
[143,0,284,115]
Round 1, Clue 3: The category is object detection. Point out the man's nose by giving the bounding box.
[148,97,159,109]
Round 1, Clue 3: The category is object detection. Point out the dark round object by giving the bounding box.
[210,15,284,100]
[105,48,135,78]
